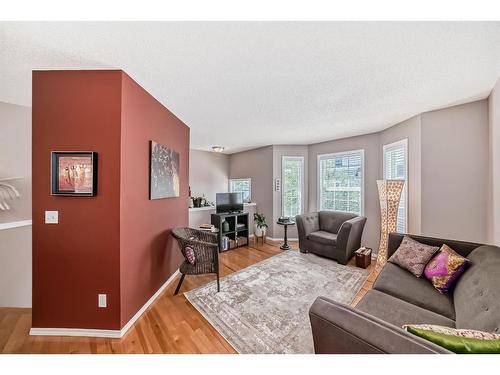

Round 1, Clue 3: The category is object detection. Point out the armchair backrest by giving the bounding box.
[319,211,358,234]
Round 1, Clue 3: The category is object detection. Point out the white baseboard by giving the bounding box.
[29,270,180,339]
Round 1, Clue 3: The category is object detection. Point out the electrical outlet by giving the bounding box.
[45,211,58,224]
[98,294,107,308]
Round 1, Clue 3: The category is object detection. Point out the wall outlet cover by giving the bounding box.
[98,294,107,308]
[45,211,59,224]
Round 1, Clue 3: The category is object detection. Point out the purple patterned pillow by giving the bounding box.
[185,246,196,265]
[424,244,470,294]
[388,236,440,277]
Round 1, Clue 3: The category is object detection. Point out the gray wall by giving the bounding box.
[192,99,491,250]
[0,101,32,307]
[229,146,274,236]
[421,100,489,243]
[308,133,381,250]
[272,145,309,239]
[488,79,500,245]
[0,102,32,223]
[189,149,229,203]
[379,115,422,234]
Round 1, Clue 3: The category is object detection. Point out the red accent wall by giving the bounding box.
[32,70,189,330]
[119,73,189,326]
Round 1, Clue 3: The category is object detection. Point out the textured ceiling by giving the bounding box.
[1,22,499,153]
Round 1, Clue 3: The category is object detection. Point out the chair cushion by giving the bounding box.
[374,263,455,319]
[185,246,196,265]
[319,211,357,234]
[308,231,337,246]
[453,245,500,333]
[356,290,455,328]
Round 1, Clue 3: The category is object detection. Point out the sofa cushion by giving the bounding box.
[454,245,500,333]
[356,290,455,328]
[424,244,470,294]
[308,231,337,246]
[374,263,455,320]
[388,235,440,277]
[319,211,356,234]
[403,324,500,354]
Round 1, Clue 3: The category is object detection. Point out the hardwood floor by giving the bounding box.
[0,240,376,354]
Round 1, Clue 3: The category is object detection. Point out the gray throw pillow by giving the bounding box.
[388,236,440,277]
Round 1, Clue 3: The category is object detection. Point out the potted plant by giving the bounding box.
[253,212,268,237]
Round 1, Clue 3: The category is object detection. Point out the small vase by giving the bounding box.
[222,221,230,233]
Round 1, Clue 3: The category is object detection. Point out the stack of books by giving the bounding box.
[199,223,216,232]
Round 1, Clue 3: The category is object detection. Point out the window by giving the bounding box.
[383,139,408,233]
[282,156,304,217]
[318,150,364,215]
[229,178,251,203]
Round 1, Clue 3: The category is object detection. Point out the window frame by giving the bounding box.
[281,155,305,218]
[382,138,408,233]
[317,149,365,216]
[228,177,252,203]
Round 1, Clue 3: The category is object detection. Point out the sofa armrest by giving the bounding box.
[296,212,319,240]
[336,216,367,258]
[309,296,451,354]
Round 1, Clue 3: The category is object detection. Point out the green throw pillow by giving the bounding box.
[403,324,500,354]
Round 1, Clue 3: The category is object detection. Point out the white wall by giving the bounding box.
[421,100,489,243]
[189,149,229,203]
[488,79,500,245]
[0,101,32,307]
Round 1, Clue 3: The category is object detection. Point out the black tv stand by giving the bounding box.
[211,212,249,252]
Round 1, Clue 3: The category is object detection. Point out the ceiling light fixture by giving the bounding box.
[212,146,225,153]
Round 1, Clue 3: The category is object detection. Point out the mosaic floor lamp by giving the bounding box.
[376,179,404,273]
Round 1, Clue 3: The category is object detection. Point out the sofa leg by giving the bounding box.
[299,248,307,254]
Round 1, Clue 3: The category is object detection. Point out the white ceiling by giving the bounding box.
[1,22,500,153]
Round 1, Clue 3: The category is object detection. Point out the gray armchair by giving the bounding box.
[295,211,366,265]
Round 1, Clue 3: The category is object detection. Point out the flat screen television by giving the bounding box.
[216,192,244,214]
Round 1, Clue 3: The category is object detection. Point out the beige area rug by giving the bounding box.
[184,251,368,353]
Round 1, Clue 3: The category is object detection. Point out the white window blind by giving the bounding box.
[229,178,251,203]
[383,139,408,233]
[282,156,304,217]
[318,150,364,215]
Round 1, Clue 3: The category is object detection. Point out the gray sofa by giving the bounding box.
[296,211,366,265]
[309,233,500,353]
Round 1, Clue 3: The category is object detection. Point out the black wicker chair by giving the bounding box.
[171,227,220,294]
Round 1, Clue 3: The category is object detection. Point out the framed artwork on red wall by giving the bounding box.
[149,141,180,200]
[51,151,98,196]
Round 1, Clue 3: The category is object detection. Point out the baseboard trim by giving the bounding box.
[29,269,180,339]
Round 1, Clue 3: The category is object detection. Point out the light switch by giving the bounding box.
[45,211,58,224]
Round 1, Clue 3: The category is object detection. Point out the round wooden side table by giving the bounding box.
[276,220,295,250]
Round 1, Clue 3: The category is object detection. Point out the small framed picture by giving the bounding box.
[51,151,98,196]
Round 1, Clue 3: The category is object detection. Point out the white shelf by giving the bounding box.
[189,202,256,212]
[0,220,32,231]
